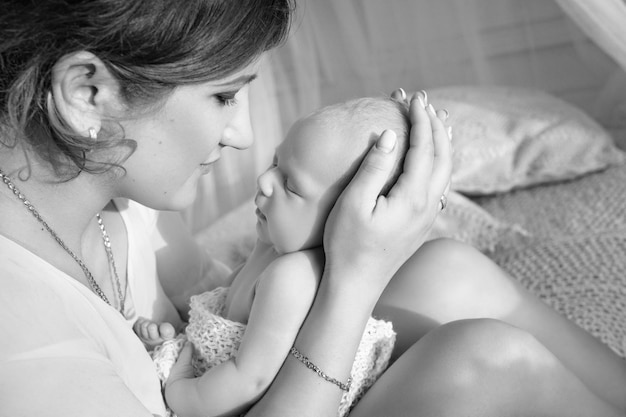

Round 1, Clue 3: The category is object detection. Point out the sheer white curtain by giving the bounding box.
[554,0,626,151]
[183,0,626,233]
[554,0,626,71]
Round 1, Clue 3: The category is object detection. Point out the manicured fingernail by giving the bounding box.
[416,94,426,108]
[447,126,453,140]
[427,104,436,114]
[377,131,397,153]
[441,108,449,120]
[418,90,428,105]
[398,88,407,101]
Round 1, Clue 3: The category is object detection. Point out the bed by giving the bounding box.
[194,85,626,359]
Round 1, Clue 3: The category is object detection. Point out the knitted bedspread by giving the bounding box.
[475,162,626,357]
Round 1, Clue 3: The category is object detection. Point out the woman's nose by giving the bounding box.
[257,169,274,197]
[221,88,254,150]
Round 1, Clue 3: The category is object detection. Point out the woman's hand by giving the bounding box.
[322,89,452,295]
[246,90,452,417]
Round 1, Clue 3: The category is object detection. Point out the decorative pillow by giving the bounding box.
[428,86,626,195]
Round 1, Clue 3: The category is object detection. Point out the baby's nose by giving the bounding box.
[257,171,274,197]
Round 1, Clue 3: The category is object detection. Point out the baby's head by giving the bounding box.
[255,96,410,254]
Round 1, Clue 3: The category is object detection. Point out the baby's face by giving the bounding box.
[254,116,350,254]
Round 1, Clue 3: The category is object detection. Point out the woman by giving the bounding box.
[0,1,623,416]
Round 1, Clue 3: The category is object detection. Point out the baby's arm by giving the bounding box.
[133,317,177,349]
[165,248,323,417]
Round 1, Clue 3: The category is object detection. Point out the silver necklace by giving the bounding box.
[0,167,126,315]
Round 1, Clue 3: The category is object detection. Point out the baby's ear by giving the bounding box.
[49,51,120,136]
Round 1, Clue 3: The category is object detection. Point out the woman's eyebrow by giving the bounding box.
[215,74,258,87]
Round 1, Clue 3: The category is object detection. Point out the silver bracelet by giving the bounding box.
[289,346,352,392]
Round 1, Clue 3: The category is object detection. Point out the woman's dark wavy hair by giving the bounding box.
[0,0,294,179]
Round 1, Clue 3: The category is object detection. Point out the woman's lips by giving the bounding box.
[199,157,220,175]
[199,163,213,175]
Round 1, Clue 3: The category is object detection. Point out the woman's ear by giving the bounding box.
[49,51,119,138]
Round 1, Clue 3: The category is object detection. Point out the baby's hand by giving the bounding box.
[133,317,176,349]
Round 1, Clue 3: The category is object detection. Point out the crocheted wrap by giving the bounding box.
[152,287,396,417]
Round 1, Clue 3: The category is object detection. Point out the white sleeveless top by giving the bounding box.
[0,199,176,416]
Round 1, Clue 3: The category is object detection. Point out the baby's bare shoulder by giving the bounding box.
[260,248,324,291]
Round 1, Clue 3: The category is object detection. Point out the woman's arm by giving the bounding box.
[165,249,323,417]
[246,93,453,417]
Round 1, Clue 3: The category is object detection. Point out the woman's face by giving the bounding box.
[115,62,259,210]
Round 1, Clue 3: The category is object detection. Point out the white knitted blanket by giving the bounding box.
[152,287,396,417]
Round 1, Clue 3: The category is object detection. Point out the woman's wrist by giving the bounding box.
[323,252,396,305]
[295,273,375,365]
[247,275,369,417]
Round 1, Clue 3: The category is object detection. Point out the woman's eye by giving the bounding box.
[216,92,238,106]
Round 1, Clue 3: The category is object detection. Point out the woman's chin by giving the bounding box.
[164,174,204,210]
[146,185,199,212]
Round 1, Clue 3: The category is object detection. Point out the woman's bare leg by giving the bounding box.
[374,238,626,411]
[351,319,623,417]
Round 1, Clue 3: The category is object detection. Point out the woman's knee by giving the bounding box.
[424,319,560,394]
[354,319,557,416]
[412,237,477,266]
[380,239,520,322]
[433,318,551,364]
[391,238,495,293]
[356,319,621,417]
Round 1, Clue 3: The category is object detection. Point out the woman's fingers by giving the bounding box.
[389,92,434,201]
[384,89,452,214]
[342,129,399,211]
[390,88,407,102]
[428,104,453,204]
[434,108,453,202]
[436,108,449,123]
[167,342,194,384]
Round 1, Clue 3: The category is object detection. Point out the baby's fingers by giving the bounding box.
[133,317,152,340]
[147,322,160,340]
[159,322,176,340]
